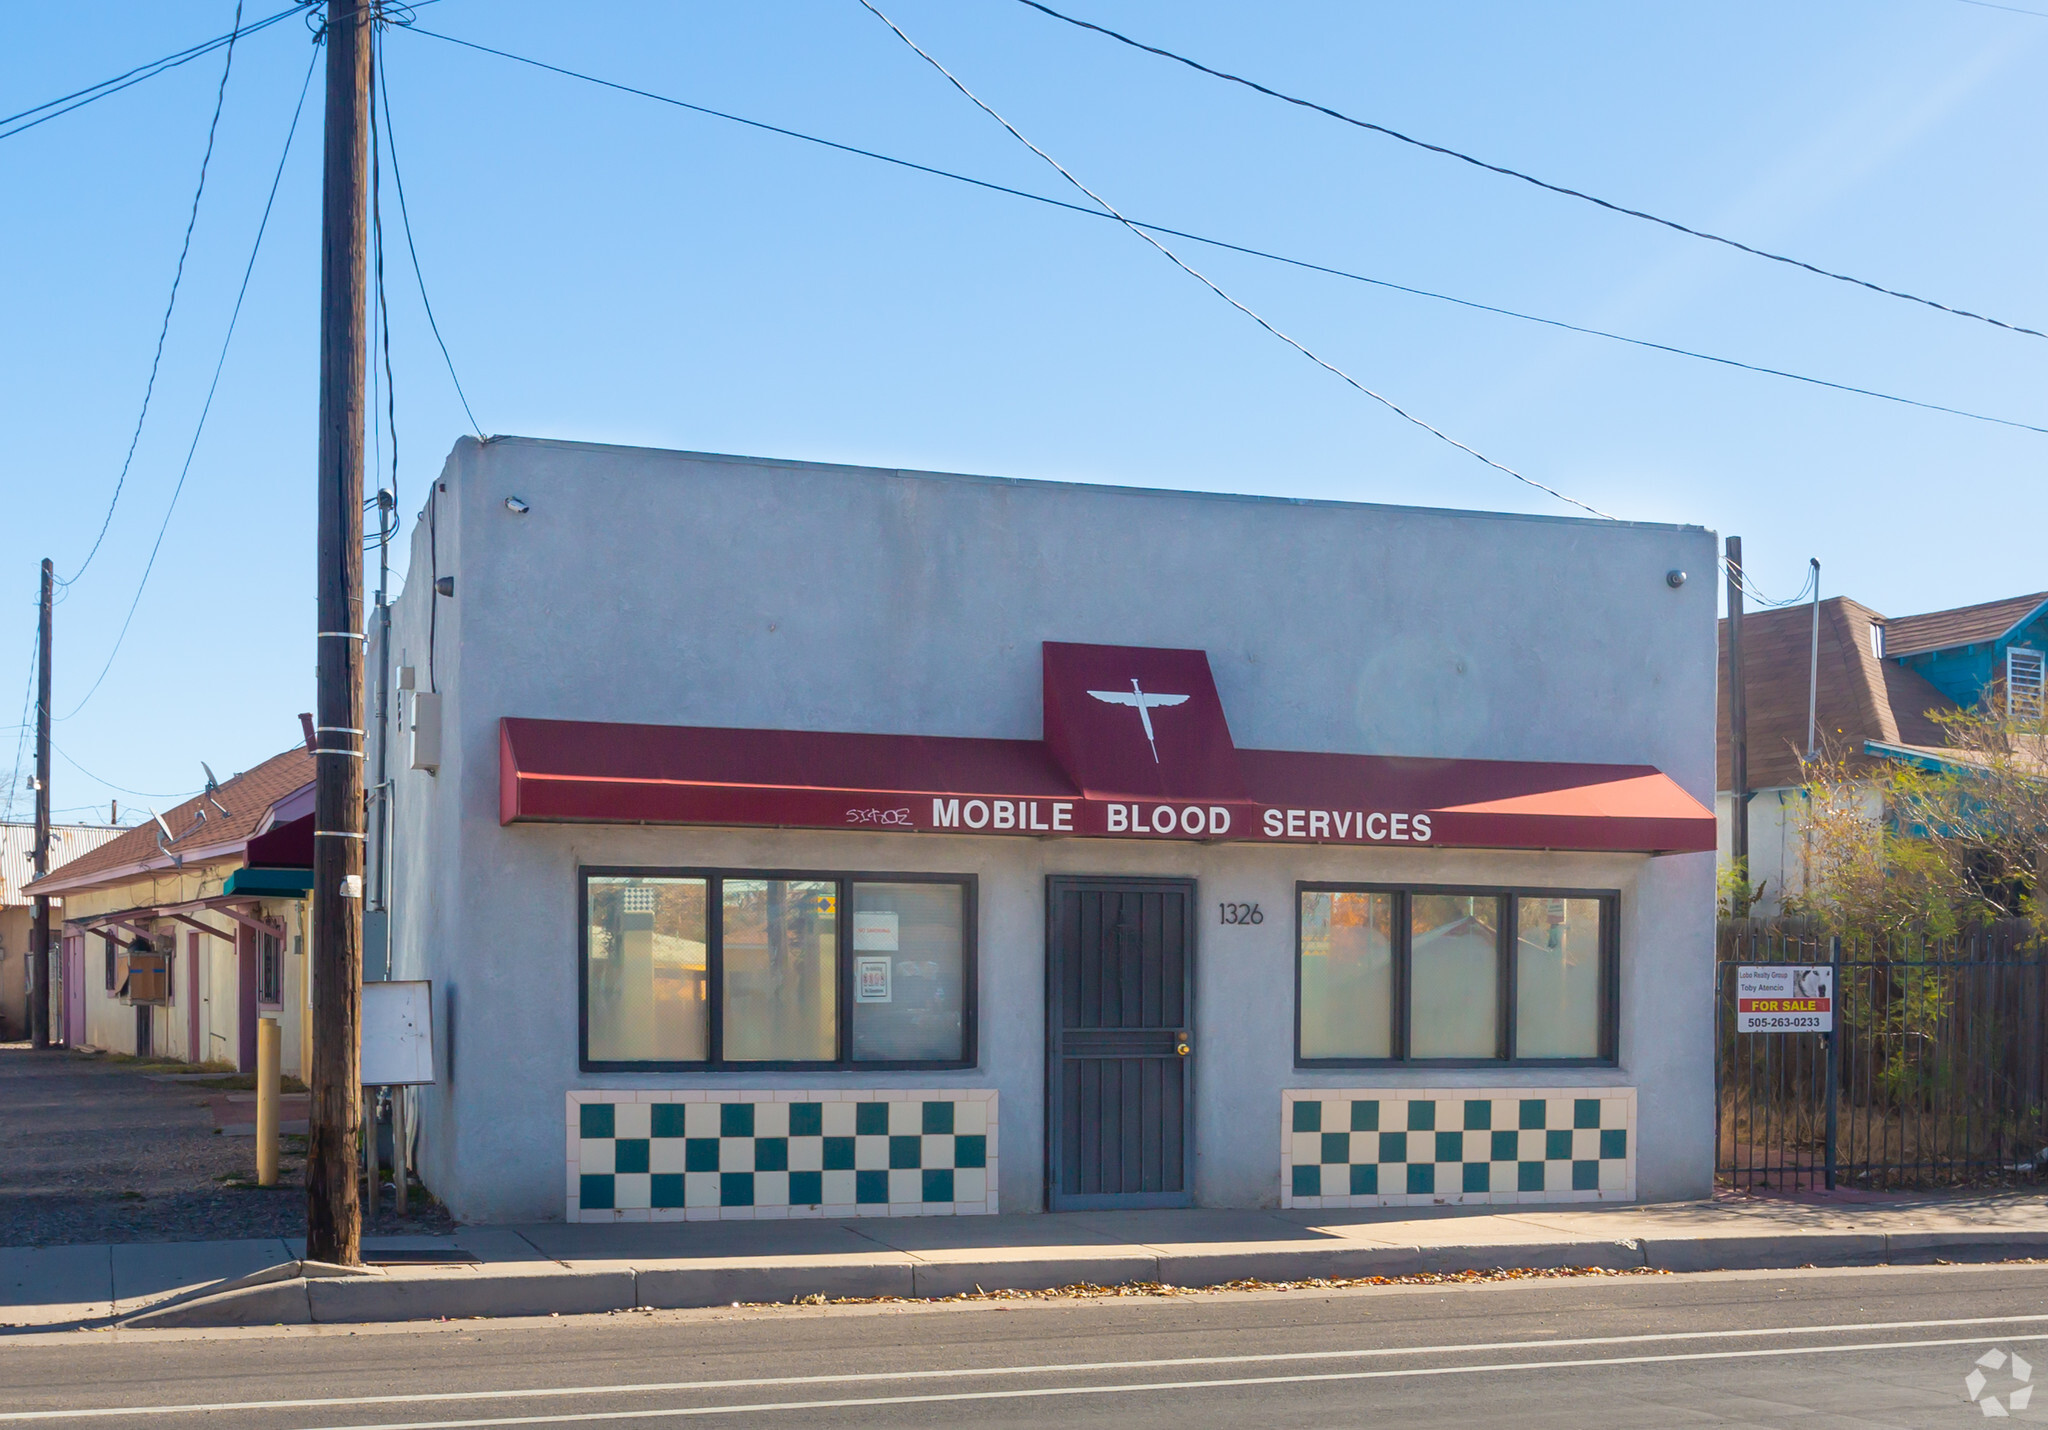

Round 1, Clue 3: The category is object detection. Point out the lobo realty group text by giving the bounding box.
[1735,965,1835,1033]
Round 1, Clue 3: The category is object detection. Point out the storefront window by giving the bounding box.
[850,882,967,1062]
[722,879,838,1061]
[1409,894,1502,1058]
[1297,890,1393,1059]
[585,876,709,1061]
[1515,896,1603,1058]
[581,869,974,1069]
[1296,885,1613,1065]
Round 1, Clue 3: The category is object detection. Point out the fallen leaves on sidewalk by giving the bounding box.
[776,1264,1673,1307]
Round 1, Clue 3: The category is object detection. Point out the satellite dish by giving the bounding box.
[200,762,230,815]
[148,807,185,869]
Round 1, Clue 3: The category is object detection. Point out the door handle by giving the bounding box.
[1175,1035,1191,1057]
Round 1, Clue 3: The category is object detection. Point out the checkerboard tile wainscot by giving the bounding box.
[568,1090,997,1220]
[1280,1089,1636,1208]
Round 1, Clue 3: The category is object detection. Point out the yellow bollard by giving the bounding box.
[256,1016,280,1187]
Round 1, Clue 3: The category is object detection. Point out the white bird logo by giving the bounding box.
[1087,680,1190,763]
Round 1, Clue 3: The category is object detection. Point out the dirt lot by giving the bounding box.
[0,1043,450,1247]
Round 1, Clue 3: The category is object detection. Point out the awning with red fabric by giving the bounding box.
[499,642,1714,854]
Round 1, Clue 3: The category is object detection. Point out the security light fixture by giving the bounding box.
[1666,570,1687,588]
[435,577,454,597]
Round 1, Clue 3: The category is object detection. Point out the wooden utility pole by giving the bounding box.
[308,0,371,1266]
[1725,535,1751,918]
[29,558,52,1049]
[1805,558,1821,761]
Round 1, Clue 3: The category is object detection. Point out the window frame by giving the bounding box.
[257,932,283,1006]
[1293,882,1618,1069]
[578,866,978,1073]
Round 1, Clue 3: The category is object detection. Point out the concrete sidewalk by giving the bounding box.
[7,1192,2047,1331]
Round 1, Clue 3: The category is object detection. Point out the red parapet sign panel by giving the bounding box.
[1040,641,1246,803]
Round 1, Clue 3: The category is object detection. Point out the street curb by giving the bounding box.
[124,1278,314,1328]
[640,1256,917,1309]
[120,1259,377,1329]
[1887,1230,2048,1265]
[1642,1233,1888,1273]
[110,1228,2048,1328]
[309,1268,637,1323]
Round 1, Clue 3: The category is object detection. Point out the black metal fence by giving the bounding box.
[1716,920,2048,1190]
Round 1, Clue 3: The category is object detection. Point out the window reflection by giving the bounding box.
[1409,894,1501,1058]
[1516,897,1602,1058]
[586,877,708,1061]
[722,879,838,1061]
[1298,890,1393,1059]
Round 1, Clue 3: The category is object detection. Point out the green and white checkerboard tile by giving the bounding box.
[567,1090,997,1221]
[1280,1089,1635,1208]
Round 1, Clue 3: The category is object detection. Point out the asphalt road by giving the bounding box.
[5,1263,2047,1427]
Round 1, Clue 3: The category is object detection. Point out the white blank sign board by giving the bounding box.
[362,980,435,1085]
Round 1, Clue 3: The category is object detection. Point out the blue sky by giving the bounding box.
[3,0,2043,822]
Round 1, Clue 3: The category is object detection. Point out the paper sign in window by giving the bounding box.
[854,911,900,951]
[856,955,893,1003]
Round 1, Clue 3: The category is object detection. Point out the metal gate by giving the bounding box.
[1045,877,1194,1209]
[1716,922,2048,1190]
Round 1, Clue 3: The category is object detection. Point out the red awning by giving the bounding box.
[502,718,1077,831]
[1236,749,1714,853]
[502,721,1713,854]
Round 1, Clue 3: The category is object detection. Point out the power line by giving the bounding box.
[1726,555,1817,609]
[2,623,39,822]
[1009,0,2048,343]
[51,742,200,801]
[0,2,305,142]
[61,1,247,590]
[1948,0,2048,16]
[371,33,396,527]
[852,0,1615,519]
[371,28,402,546]
[400,26,2046,438]
[59,42,321,722]
[376,42,483,437]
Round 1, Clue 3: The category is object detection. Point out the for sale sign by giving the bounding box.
[1736,965,1833,1033]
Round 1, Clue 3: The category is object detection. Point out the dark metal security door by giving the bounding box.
[1046,877,1194,1209]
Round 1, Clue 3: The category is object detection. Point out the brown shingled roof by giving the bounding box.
[1885,592,2048,659]
[26,745,314,894]
[1718,597,1960,792]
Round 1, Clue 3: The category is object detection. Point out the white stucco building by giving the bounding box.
[372,437,1718,1224]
